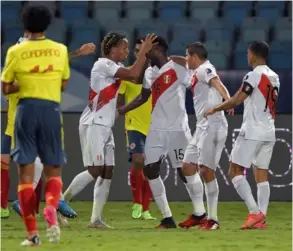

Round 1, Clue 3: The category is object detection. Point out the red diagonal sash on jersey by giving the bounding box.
[258,74,278,119]
[89,79,121,111]
[191,73,198,95]
[151,69,178,111]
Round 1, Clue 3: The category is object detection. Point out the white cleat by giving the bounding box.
[57,211,68,227]
[46,225,61,243]
[20,235,41,246]
[88,219,113,229]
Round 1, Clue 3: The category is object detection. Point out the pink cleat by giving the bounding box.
[43,206,60,243]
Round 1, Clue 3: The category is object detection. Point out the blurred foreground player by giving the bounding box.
[118,37,192,228]
[205,41,279,229]
[118,38,155,220]
[1,5,70,245]
[63,33,156,228]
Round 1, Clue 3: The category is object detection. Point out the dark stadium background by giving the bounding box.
[1,1,292,201]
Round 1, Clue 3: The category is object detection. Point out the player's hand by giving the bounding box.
[79,43,96,56]
[140,34,158,55]
[204,108,216,119]
[227,108,234,116]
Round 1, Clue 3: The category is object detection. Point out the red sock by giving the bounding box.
[130,168,144,205]
[130,168,137,203]
[45,177,62,209]
[1,162,10,209]
[18,183,37,236]
[35,178,43,214]
[142,177,153,212]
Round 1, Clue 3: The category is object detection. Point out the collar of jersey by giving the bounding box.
[28,36,46,41]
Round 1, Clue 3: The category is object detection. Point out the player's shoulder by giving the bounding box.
[45,39,68,51]
[197,60,216,76]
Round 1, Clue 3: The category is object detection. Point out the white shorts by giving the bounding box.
[79,124,115,167]
[144,129,192,168]
[183,126,227,170]
[230,135,275,169]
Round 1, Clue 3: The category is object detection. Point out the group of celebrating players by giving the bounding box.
[1,4,280,247]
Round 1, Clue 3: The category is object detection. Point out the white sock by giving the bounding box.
[90,177,111,223]
[204,179,219,221]
[63,170,94,201]
[60,193,64,200]
[232,175,260,214]
[148,177,172,218]
[257,181,270,215]
[33,157,44,189]
[184,173,206,216]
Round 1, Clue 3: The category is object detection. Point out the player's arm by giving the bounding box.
[169,56,186,68]
[117,81,127,107]
[69,43,96,60]
[117,88,151,115]
[1,47,19,95]
[115,34,157,82]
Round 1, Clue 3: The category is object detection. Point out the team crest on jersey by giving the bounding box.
[163,75,171,84]
[97,155,103,161]
[206,68,212,74]
[130,143,136,149]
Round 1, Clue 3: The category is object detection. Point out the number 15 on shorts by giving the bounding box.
[174,148,184,161]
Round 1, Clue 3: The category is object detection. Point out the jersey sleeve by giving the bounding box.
[100,59,121,77]
[203,65,218,84]
[1,47,17,83]
[143,67,154,89]
[119,80,127,94]
[241,71,257,95]
[62,47,70,80]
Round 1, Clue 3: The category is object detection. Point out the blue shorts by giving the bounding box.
[11,98,65,166]
[126,130,146,162]
[1,134,11,155]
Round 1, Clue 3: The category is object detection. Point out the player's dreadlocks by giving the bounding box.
[101,32,126,57]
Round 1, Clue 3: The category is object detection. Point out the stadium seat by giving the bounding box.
[61,2,89,22]
[222,2,252,26]
[205,29,233,42]
[48,18,67,32]
[69,52,96,74]
[190,7,217,22]
[158,1,186,10]
[70,19,99,30]
[205,40,231,56]
[94,1,122,9]
[242,29,267,42]
[3,25,23,44]
[169,43,186,56]
[136,22,169,40]
[25,1,57,14]
[171,23,201,46]
[234,52,249,69]
[275,29,292,42]
[203,17,236,33]
[94,8,120,22]
[125,1,154,10]
[190,1,219,10]
[71,27,101,45]
[46,28,66,44]
[235,41,250,52]
[127,8,152,21]
[254,1,284,11]
[269,53,292,70]
[208,53,228,69]
[242,17,269,32]
[1,2,21,22]
[270,41,292,54]
[256,8,282,23]
[159,7,185,23]
[275,17,292,30]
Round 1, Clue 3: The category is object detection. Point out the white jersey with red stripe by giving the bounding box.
[80,58,122,127]
[240,65,280,142]
[143,60,190,131]
[190,60,227,129]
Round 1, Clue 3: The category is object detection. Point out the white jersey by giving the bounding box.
[80,58,122,127]
[190,60,226,129]
[143,60,189,131]
[240,65,280,142]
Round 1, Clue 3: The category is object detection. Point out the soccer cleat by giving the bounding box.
[57,211,68,227]
[57,200,77,218]
[251,220,267,229]
[198,219,220,230]
[132,203,142,219]
[88,219,114,229]
[12,200,22,217]
[240,212,266,230]
[20,235,41,247]
[1,207,10,219]
[178,213,207,229]
[46,225,61,243]
[141,211,156,220]
[155,217,177,229]
[44,206,61,243]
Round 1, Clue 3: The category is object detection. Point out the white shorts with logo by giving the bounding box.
[231,134,275,169]
[144,129,192,168]
[79,124,115,167]
[183,125,227,170]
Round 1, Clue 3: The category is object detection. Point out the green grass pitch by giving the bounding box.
[1,202,291,251]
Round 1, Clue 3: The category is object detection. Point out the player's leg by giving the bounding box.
[251,141,275,229]
[1,134,12,219]
[11,102,40,246]
[197,129,227,230]
[229,135,265,229]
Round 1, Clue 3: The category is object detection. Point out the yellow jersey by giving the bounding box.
[1,37,70,103]
[4,93,19,137]
[119,80,151,136]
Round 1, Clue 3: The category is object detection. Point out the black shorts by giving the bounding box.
[126,130,146,162]
[11,98,65,166]
[1,134,11,155]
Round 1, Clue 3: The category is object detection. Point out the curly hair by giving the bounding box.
[21,4,52,33]
[101,32,126,57]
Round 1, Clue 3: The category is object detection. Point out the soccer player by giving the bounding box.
[117,36,192,228]
[205,41,279,229]
[63,32,156,228]
[170,42,233,230]
[1,5,70,245]
[117,38,155,220]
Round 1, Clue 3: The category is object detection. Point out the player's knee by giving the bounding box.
[254,167,268,183]
[228,162,244,180]
[144,164,160,180]
[177,168,187,183]
[132,154,145,170]
[1,154,11,168]
[199,165,215,183]
[182,162,198,176]
[102,166,114,179]
[88,166,103,179]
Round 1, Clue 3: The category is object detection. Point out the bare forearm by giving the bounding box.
[169,56,186,67]
[118,95,147,115]
[129,56,147,80]
[214,97,237,112]
[2,82,19,95]
[136,59,149,84]
[220,84,231,101]
[69,49,81,60]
